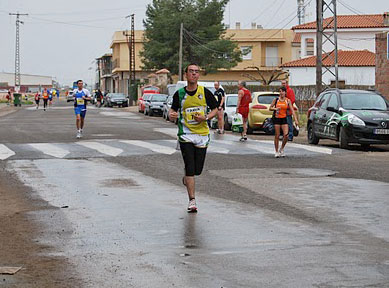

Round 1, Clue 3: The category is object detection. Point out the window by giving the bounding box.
[240,46,252,60]
[316,93,330,109]
[327,93,339,109]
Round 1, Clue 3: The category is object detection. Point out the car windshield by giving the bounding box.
[151,94,168,102]
[257,95,278,104]
[340,93,388,111]
[226,95,238,107]
[111,93,125,99]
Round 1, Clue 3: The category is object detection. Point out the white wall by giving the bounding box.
[0,72,52,86]
[287,66,375,86]
[298,28,389,57]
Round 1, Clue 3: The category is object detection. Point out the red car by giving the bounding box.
[138,94,153,113]
[142,85,159,94]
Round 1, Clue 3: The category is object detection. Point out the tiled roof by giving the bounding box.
[282,50,375,67]
[292,33,315,43]
[292,14,386,30]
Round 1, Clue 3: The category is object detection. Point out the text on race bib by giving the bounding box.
[77,98,85,105]
[185,106,205,125]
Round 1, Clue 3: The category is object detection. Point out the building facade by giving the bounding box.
[109,25,295,92]
[0,72,53,93]
[96,53,113,93]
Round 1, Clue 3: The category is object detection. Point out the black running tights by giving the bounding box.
[179,142,207,177]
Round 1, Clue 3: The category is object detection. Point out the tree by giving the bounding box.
[242,66,288,86]
[141,0,242,75]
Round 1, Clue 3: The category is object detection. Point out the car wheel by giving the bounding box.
[307,123,320,145]
[224,114,231,131]
[361,143,370,150]
[339,126,350,149]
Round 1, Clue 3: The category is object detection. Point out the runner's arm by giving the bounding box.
[169,91,179,120]
[269,99,277,111]
[219,89,225,109]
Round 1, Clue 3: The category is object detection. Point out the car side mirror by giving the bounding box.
[327,106,338,113]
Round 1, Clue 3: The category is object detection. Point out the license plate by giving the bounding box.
[374,129,389,134]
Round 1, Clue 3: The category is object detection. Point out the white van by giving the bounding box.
[174,81,224,94]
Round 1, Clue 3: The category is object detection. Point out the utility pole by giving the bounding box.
[297,0,306,25]
[178,23,183,81]
[316,0,338,96]
[9,12,28,92]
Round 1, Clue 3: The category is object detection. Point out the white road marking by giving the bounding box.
[100,111,141,119]
[120,140,176,155]
[255,140,333,155]
[77,142,123,157]
[214,139,275,154]
[153,128,177,138]
[0,144,15,160]
[207,145,230,154]
[29,143,70,158]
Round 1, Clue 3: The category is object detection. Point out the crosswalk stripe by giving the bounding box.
[214,139,275,154]
[255,140,333,155]
[77,141,123,157]
[120,140,177,155]
[153,128,177,138]
[0,144,15,160]
[29,143,70,158]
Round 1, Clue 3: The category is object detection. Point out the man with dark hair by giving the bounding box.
[214,81,225,134]
[281,80,296,141]
[169,63,218,213]
[236,80,252,141]
[73,80,91,139]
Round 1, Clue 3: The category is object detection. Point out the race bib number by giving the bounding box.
[76,98,85,105]
[185,106,205,125]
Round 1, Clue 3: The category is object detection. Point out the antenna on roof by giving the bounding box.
[297,0,306,25]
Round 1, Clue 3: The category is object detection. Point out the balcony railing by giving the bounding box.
[261,57,283,67]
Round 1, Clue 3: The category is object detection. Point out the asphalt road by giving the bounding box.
[1,99,389,287]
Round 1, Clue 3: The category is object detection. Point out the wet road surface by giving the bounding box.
[1,101,389,287]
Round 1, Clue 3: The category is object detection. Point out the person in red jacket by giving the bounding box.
[236,81,252,141]
[281,80,296,141]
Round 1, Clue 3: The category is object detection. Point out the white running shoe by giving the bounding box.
[275,152,280,158]
[279,150,285,157]
[187,199,198,213]
[76,131,81,139]
[80,129,83,138]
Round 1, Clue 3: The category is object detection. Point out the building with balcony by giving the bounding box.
[96,53,113,93]
[109,25,295,89]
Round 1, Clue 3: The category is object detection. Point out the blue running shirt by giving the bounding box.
[73,88,91,110]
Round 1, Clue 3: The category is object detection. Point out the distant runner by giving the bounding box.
[269,86,299,158]
[73,80,91,139]
[42,88,49,111]
[34,91,40,109]
[169,63,218,213]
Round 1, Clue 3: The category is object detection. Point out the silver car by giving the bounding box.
[163,95,173,121]
[144,94,168,116]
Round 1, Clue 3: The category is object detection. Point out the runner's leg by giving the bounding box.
[180,142,196,200]
[280,124,289,150]
[218,110,224,132]
[194,146,207,176]
[274,124,281,152]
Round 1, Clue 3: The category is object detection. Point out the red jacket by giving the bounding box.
[286,85,295,115]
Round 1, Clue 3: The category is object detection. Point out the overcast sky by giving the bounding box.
[0,0,387,86]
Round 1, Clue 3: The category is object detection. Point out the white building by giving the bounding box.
[282,50,375,86]
[0,72,53,92]
[292,13,389,59]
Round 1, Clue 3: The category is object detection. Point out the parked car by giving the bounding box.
[142,85,159,94]
[307,89,389,149]
[104,93,128,107]
[174,81,223,94]
[138,93,153,113]
[66,90,74,102]
[163,95,173,121]
[223,94,238,131]
[144,94,168,116]
[247,91,299,134]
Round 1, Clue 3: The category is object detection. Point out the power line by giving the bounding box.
[183,28,230,55]
[337,0,385,26]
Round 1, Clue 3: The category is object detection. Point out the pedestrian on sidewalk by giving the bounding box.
[269,86,299,158]
[214,81,225,134]
[281,80,296,141]
[49,89,54,107]
[42,88,49,111]
[169,63,218,213]
[6,89,12,105]
[95,89,103,108]
[34,91,40,109]
[73,80,91,139]
[236,81,252,141]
